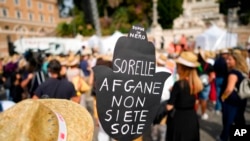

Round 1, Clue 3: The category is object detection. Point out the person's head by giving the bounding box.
[175,51,203,94]
[227,50,248,74]
[221,53,229,60]
[96,55,112,68]
[48,59,61,77]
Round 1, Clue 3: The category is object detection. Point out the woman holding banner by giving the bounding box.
[166,51,203,141]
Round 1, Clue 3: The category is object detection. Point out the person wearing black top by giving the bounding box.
[213,51,229,114]
[166,51,203,141]
[33,59,78,102]
[197,51,215,120]
[218,51,248,141]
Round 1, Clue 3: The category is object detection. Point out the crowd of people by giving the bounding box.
[0,38,250,141]
[151,46,250,141]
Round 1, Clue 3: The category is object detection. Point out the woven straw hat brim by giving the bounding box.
[0,99,94,141]
[156,53,167,66]
[175,51,200,68]
[68,58,80,66]
[0,100,59,141]
[175,57,200,68]
[38,99,94,141]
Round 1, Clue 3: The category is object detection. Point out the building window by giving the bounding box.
[48,4,53,11]
[1,8,8,17]
[40,14,44,22]
[49,15,54,23]
[16,10,21,19]
[27,0,32,8]
[28,13,33,21]
[187,0,192,2]
[4,25,9,30]
[30,28,34,32]
[14,0,19,5]
[38,2,43,9]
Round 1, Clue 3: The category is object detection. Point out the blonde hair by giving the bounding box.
[230,50,248,74]
[178,64,203,94]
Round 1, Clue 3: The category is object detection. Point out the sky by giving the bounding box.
[60,0,74,17]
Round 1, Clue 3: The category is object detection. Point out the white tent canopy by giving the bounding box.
[14,37,84,55]
[86,35,102,48]
[101,31,124,54]
[13,31,125,55]
[195,25,238,51]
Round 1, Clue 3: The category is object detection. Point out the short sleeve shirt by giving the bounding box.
[35,78,76,99]
[221,69,246,106]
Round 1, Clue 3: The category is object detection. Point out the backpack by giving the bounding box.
[72,75,90,95]
[237,75,250,99]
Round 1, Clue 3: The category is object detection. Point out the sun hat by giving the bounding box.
[96,54,113,62]
[0,99,94,141]
[82,48,92,56]
[219,48,229,54]
[18,58,27,69]
[175,51,200,68]
[56,56,68,66]
[11,54,20,63]
[156,53,167,66]
[199,50,217,62]
[67,55,80,66]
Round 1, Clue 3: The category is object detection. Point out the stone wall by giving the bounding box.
[232,26,250,46]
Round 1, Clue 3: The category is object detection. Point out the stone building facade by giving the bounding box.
[0,0,59,54]
[174,0,225,31]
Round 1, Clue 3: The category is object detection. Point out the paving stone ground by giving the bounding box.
[90,99,250,141]
[199,99,250,141]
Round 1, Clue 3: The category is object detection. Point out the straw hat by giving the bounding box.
[82,48,92,56]
[0,99,94,141]
[199,50,216,62]
[11,54,20,63]
[56,56,68,66]
[156,53,167,66]
[96,54,113,62]
[67,55,80,66]
[175,51,200,68]
[204,51,216,59]
[2,56,11,66]
[219,48,229,54]
[18,58,27,69]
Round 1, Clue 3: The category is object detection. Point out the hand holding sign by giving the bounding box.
[93,25,170,141]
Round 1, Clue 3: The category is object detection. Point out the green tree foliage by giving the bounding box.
[158,0,183,29]
[96,0,153,34]
[56,7,95,37]
[238,0,250,25]
[218,0,250,25]
[57,0,185,36]
[111,7,130,33]
[56,22,73,37]
[73,0,93,24]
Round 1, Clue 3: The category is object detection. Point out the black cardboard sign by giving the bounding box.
[93,25,170,141]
